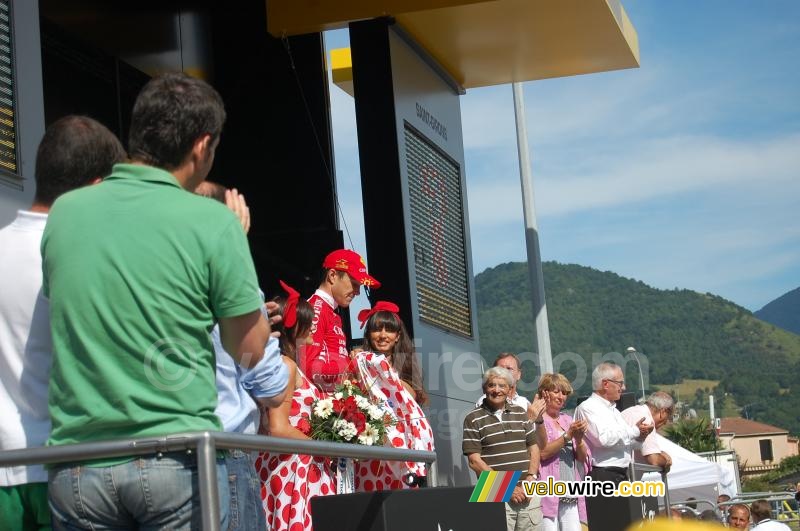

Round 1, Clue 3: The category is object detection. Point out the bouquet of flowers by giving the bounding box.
[308,379,394,446]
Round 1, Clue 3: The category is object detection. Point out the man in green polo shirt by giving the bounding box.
[42,73,287,529]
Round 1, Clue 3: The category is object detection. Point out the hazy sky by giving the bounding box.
[324,0,799,319]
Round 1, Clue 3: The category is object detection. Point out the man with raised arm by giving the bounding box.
[42,73,287,529]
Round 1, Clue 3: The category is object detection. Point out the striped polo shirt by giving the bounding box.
[462,400,536,471]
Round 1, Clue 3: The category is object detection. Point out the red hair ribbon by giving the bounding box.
[357,301,400,329]
[279,280,300,328]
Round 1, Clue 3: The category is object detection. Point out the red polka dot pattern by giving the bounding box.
[352,352,435,492]
[257,369,335,531]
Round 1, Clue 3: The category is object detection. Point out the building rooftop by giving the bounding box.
[719,417,788,437]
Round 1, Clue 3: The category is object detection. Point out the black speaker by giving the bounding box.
[311,487,505,531]
[585,491,658,531]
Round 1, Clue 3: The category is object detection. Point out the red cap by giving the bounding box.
[322,249,381,289]
[357,301,400,329]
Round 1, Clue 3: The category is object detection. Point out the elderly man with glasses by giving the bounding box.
[573,362,653,531]
[463,366,542,531]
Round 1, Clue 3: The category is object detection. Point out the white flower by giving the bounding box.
[358,425,380,446]
[355,395,370,410]
[333,419,358,441]
[342,379,353,388]
[367,404,384,421]
[334,392,344,400]
[314,398,333,419]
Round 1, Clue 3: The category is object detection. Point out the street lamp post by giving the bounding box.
[626,346,646,402]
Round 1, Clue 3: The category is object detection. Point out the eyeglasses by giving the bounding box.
[605,379,625,387]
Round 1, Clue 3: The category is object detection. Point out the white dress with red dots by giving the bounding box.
[353,351,435,491]
[256,369,335,531]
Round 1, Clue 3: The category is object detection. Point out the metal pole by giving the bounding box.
[197,433,220,531]
[512,81,553,374]
[710,395,718,461]
[626,347,646,402]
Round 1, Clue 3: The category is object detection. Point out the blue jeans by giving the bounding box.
[224,450,265,531]
[48,452,229,530]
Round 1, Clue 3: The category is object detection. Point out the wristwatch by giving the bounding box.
[562,432,570,443]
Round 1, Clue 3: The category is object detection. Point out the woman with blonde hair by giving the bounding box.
[537,373,590,531]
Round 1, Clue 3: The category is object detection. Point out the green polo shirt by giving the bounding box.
[42,163,262,465]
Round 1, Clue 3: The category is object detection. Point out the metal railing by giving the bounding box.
[720,492,800,527]
[0,431,437,530]
[629,461,672,518]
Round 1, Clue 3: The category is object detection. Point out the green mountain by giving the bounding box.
[755,287,800,335]
[475,261,800,435]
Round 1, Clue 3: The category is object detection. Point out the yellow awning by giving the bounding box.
[270,0,639,89]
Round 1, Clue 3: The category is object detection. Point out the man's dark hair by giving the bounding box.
[34,115,126,206]
[128,72,226,170]
[750,499,771,522]
[318,268,347,286]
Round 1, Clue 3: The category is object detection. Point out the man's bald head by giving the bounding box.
[195,181,226,203]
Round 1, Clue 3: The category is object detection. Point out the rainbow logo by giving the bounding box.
[468,471,522,502]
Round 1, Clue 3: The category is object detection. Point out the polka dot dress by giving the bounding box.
[257,370,335,531]
[353,351,435,491]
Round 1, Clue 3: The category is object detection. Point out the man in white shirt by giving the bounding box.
[0,116,125,529]
[621,391,675,473]
[573,362,653,531]
[750,499,790,530]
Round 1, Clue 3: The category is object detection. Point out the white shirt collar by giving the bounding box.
[594,392,616,408]
[314,289,337,309]
[11,210,48,230]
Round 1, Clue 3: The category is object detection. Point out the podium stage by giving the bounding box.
[311,486,505,531]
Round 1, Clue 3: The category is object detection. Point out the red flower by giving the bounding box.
[343,395,358,414]
[332,398,346,414]
[350,411,367,434]
[296,417,311,436]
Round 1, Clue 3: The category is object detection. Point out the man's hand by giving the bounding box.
[510,485,527,504]
[635,417,654,440]
[660,452,672,473]
[264,300,283,338]
[225,188,251,234]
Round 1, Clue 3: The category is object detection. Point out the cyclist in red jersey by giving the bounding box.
[303,249,380,392]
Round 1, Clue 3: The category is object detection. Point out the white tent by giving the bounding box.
[639,433,738,511]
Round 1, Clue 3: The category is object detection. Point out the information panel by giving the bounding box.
[0,0,18,181]
[405,121,472,337]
